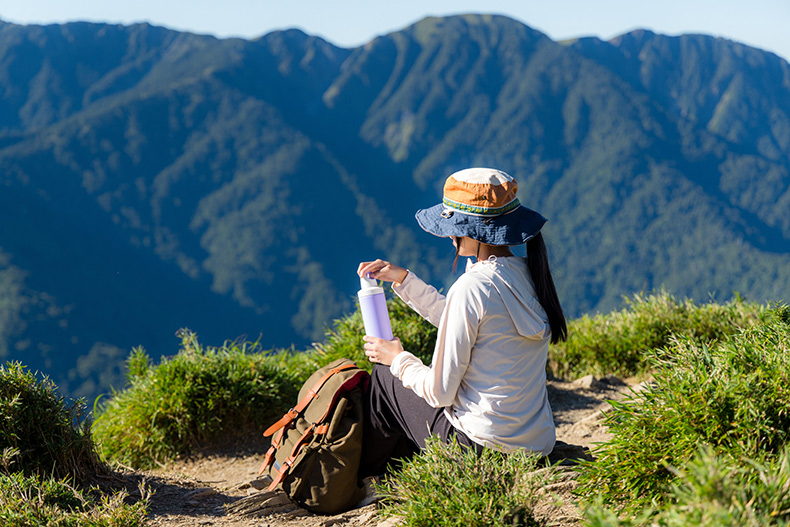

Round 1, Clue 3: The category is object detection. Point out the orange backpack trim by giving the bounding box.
[258,362,367,487]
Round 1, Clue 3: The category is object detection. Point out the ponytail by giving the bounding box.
[527,232,567,344]
[451,236,461,272]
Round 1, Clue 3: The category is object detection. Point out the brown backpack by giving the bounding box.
[258,358,370,514]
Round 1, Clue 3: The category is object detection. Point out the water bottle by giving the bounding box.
[357,273,393,340]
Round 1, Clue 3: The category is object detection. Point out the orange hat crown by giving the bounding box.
[442,168,520,217]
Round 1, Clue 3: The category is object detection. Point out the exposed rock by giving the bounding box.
[573,375,603,390]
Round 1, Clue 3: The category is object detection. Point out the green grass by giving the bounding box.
[0,471,148,527]
[0,362,148,526]
[578,304,790,512]
[548,291,765,380]
[584,446,790,526]
[377,437,552,527]
[0,362,107,483]
[93,329,304,468]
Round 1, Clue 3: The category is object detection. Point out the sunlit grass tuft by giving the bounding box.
[378,437,553,527]
[578,304,790,514]
[549,291,765,380]
[0,471,148,527]
[584,445,790,526]
[0,362,107,483]
[93,329,303,468]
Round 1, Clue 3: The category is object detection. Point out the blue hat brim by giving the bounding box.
[415,203,547,246]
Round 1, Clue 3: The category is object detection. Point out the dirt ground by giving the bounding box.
[121,375,641,527]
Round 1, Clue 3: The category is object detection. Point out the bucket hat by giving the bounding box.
[415,168,546,246]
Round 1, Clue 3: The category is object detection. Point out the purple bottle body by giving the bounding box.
[358,276,393,340]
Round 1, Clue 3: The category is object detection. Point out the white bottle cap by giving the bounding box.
[358,273,384,297]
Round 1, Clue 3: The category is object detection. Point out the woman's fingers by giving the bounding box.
[362,335,402,366]
[358,259,407,284]
[357,259,386,277]
[363,335,379,362]
[363,335,382,362]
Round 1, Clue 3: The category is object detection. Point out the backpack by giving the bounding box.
[258,358,370,514]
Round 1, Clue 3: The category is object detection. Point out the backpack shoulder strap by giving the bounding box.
[265,369,369,490]
[263,362,358,438]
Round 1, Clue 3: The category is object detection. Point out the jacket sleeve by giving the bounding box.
[390,273,485,408]
[391,271,446,327]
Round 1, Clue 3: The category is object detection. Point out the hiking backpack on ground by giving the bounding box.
[258,358,369,514]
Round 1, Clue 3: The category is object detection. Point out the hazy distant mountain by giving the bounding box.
[0,15,788,398]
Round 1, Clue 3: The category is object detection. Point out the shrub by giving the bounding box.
[584,446,790,526]
[93,330,303,468]
[577,305,790,510]
[549,291,764,380]
[0,471,148,527]
[377,437,552,527]
[0,363,141,526]
[0,362,107,483]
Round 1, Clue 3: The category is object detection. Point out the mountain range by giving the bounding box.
[0,14,788,399]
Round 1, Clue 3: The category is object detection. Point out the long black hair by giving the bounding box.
[452,233,567,343]
[527,232,567,343]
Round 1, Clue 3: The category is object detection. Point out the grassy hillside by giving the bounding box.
[91,292,767,469]
[3,295,789,525]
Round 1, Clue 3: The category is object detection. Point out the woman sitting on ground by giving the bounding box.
[357,167,567,477]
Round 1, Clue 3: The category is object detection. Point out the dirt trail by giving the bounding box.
[127,376,639,527]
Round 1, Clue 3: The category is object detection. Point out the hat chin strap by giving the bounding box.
[472,239,515,260]
[456,236,514,264]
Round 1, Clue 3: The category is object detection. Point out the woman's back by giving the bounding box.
[449,255,555,454]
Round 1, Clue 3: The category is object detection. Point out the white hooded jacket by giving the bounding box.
[390,255,556,454]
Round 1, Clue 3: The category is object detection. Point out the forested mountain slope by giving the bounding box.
[0,15,787,398]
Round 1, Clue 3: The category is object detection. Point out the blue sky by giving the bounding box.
[2,0,789,62]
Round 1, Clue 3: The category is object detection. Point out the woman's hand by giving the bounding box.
[357,259,408,285]
[363,335,404,366]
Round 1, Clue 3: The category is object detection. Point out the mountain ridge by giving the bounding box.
[0,14,788,399]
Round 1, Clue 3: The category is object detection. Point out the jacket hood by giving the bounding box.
[467,256,550,339]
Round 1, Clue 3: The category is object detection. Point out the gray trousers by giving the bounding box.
[358,363,483,478]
